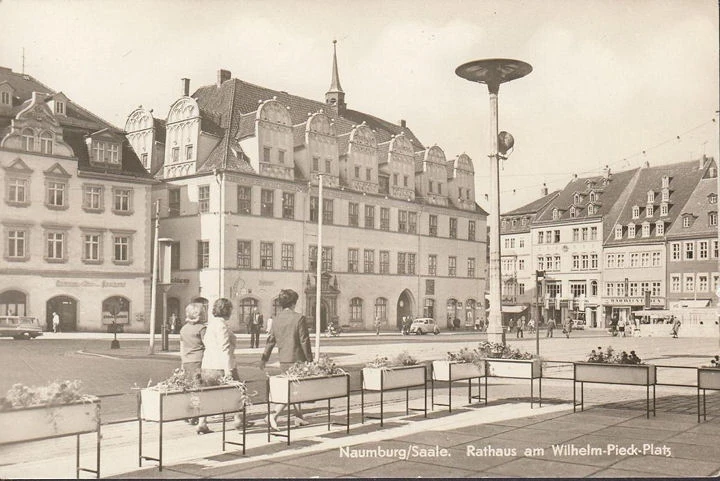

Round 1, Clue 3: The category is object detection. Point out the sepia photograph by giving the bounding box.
[0,0,718,478]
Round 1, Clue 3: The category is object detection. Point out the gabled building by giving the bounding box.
[602,158,710,325]
[126,45,487,332]
[0,66,154,332]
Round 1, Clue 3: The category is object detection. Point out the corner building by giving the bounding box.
[127,49,487,332]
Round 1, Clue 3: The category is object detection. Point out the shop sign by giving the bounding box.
[171,278,190,284]
[56,280,126,288]
[604,297,663,306]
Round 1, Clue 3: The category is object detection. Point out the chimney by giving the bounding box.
[180,78,190,97]
[700,154,707,170]
[541,183,548,196]
[572,173,578,180]
[217,69,231,87]
[643,161,650,168]
[399,119,406,128]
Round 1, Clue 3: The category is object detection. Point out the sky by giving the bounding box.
[1,0,718,213]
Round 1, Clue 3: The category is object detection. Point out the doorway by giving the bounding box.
[308,301,328,331]
[46,296,77,332]
[396,289,414,329]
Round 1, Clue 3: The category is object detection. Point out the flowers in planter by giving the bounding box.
[703,354,720,368]
[476,341,535,360]
[0,380,92,411]
[146,368,253,408]
[366,351,419,368]
[446,347,477,363]
[285,354,345,380]
[586,346,643,365]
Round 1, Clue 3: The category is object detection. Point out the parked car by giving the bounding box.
[409,318,440,335]
[0,316,44,339]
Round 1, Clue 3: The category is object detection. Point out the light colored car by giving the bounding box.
[0,316,44,339]
[409,318,440,335]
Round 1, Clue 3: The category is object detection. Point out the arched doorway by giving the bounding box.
[237,297,258,332]
[446,298,460,329]
[396,289,414,328]
[46,296,77,332]
[102,296,130,333]
[0,290,27,316]
[465,299,477,328]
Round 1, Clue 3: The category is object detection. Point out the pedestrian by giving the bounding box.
[474,316,480,331]
[516,316,525,338]
[265,316,273,335]
[453,316,461,330]
[610,316,619,336]
[247,307,263,348]
[179,303,209,433]
[52,312,60,333]
[563,317,573,338]
[509,317,516,334]
[260,289,312,430]
[546,317,556,338]
[671,316,681,338]
[169,313,178,334]
[201,298,244,430]
[374,315,382,335]
[528,317,535,334]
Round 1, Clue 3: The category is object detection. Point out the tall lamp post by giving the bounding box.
[456,58,532,345]
[314,173,325,361]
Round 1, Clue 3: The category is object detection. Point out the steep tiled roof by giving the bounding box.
[667,169,718,238]
[606,159,709,245]
[502,190,560,216]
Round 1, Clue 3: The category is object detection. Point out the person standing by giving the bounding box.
[265,316,273,335]
[169,313,178,334]
[527,317,535,334]
[374,315,382,335]
[247,307,263,348]
[516,316,525,338]
[260,289,312,430]
[202,298,243,430]
[671,316,681,338]
[546,317,556,338]
[52,312,60,333]
[179,303,209,433]
[563,317,573,338]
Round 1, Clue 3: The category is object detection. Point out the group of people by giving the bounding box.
[178,288,312,434]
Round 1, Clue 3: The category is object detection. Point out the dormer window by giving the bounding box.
[573,193,581,205]
[55,100,65,115]
[662,176,669,188]
[587,204,595,215]
[627,223,636,237]
[632,205,640,219]
[521,217,527,226]
[646,204,654,217]
[682,216,691,228]
[710,212,718,227]
[569,206,577,218]
[660,203,668,216]
[642,222,650,238]
[589,192,596,203]
[661,189,669,202]
[614,225,622,239]
[647,190,655,203]
[92,140,120,164]
[552,208,559,220]
[22,128,34,151]
[656,221,664,236]
[1,91,9,105]
[709,194,717,204]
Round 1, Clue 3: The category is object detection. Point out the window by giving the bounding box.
[281,243,294,270]
[519,239,525,248]
[683,216,691,228]
[170,241,180,270]
[403,175,409,187]
[670,274,681,292]
[322,199,333,224]
[710,212,718,226]
[260,242,273,270]
[325,159,331,173]
[7,230,27,259]
[554,256,561,270]
[39,131,53,154]
[627,224,635,238]
[651,282,661,297]
[587,204,595,215]
[260,189,274,217]
[606,253,616,268]
[198,185,210,213]
[448,256,457,276]
[47,181,66,208]
[660,203,668,216]
[237,186,251,214]
[354,166,360,178]
[82,233,101,262]
[590,280,598,296]
[375,298,388,322]
[364,249,374,273]
[671,243,681,261]
[590,226,598,240]
[641,252,650,267]
[364,205,375,229]
[113,188,132,213]
[698,274,709,292]
[632,206,639,219]
[713,240,719,258]
[397,252,406,275]
[22,128,34,151]
[630,253,639,267]
[263,147,271,163]
[113,235,130,263]
[429,215,437,236]
[108,144,119,164]
[310,196,319,222]
[172,146,180,162]
[168,188,180,216]
[646,205,654,217]
[662,175,669,188]
[409,212,417,234]
[570,206,576,218]
[380,207,390,230]
[185,144,193,160]
[468,220,476,241]
[699,240,709,259]
[322,247,333,271]
[1,91,9,105]
[312,157,319,171]
[237,241,251,268]
[552,208,559,220]
[46,232,64,261]
[197,241,209,268]
[398,210,408,232]
[282,192,294,219]
[552,230,559,243]
[366,168,372,181]
[428,180,433,193]
[656,221,664,236]
[468,257,476,277]
[570,282,586,298]
[348,248,359,272]
[538,231,544,244]
[614,225,622,239]
[589,192,596,202]
[628,282,638,297]
[349,202,359,226]
[573,193,580,205]
[647,190,655,203]
[573,228,579,241]
[83,185,103,211]
[684,241,694,260]
[710,194,718,204]
[518,283,526,295]
[7,178,28,205]
[642,223,650,237]
[580,254,589,269]
[141,153,148,167]
[379,251,389,274]
[591,254,598,269]
[617,253,625,267]
[582,228,588,241]
[449,218,457,238]
[407,253,416,275]
[652,251,661,266]
[428,254,437,276]
[684,273,695,292]
[350,298,363,322]
[278,150,285,164]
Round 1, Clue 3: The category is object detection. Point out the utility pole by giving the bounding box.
[148,200,160,354]
[535,270,545,356]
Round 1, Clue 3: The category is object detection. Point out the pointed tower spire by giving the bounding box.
[325,40,346,114]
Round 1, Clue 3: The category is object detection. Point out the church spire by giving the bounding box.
[325,40,346,114]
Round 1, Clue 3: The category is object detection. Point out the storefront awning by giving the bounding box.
[669,300,711,309]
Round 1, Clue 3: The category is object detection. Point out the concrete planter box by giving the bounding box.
[432,360,486,381]
[698,368,720,390]
[362,365,426,391]
[0,397,100,445]
[574,362,656,385]
[140,385,247,422]
[268,374,349,404]
[486,358,542,379]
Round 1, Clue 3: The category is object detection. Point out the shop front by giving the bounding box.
[602,295,665,328]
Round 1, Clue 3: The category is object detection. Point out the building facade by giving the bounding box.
[126,49,487,332]
[0,66,154,332]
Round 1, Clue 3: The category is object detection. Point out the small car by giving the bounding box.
[409,318,440,335]
[0,316,44,339]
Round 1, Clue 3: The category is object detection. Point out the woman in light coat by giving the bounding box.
[179,303,208,433]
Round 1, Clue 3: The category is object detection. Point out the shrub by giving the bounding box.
[0,380,90,411]
[285,354,344,379]
[586,346,643,365]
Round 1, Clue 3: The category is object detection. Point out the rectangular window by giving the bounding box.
[409,212,417,234]
[349,202,359,226]
[322,247,333,272]
[263,147,271,163]
[47,181,65,207]
[282,192,294,219]
[670,274,681,293]
[82,185,102,211]
[113,189,132,213]
[581,228,588,241]
[554,256,561,271]
[652,282,661,297]
[449,218,457,238]
[641,252,650,267]
[684,241,694,260]
[348,248,359,273]
[237,241,251,268]
[278,150,285,164]
[141,153,148,167]
[168,188,180,216]
[113,235,130,262]
[393,173,398,186]
[699,241,709,259]
[591,227,598,240]
[397,252,406,275]
[325,159,331,173]
[46,232,64,260]
[652,251,661,266]
[403,175,409,187]
[237,186,251,214]
[364,205,375,229]
[260,242,273,270]
[671,243,681,261]
[364,249,374,273]
[629,282,639,297]
[170,241,180,270]
[537,256,544,270]
[366,168,372,181]
[83,233,100,261]
[8,230,26,259]
[630,253,639,267]
[398,210,408,232]
[312,157,319,171]
[448,256,457,276]
[310,196,319,222]
[281,243,294,270]
[698,274,709,292]
[468,257,476,277]
[606,254,616,269]
[379,250,390,274]
[185,144,193,160]
[429,215,438,236]
[407,253,416,275]
[261,189,274,217]
[171,146,179,162]
[428,254,437,276]
[518,259,525,270]
[322,198,333,224]
[198,185,210,213]
[380,207,390,230]
[570,282,586,298]
[591,254,598,269]
[197,241,209,268]
[573,228,579,242]
[616,253,625,267]
[354,166,360,178]
[538,231,544,244]
[572,254,579,270]
[684,273,695,292]
[713,240,719,258]
[8,178,28,204]
[468,220,476,240]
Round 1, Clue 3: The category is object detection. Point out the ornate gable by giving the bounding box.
[43,162,71,178]
[3,157,33,174]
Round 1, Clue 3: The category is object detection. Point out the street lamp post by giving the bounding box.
[315,173,324,361]
[456,59,532,345]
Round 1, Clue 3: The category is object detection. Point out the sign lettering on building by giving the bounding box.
[56,280,126,288]
[605,297,663,306]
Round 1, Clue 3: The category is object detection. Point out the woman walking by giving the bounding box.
[260,289,313,430]
[179,303,208,433]
[201,298,243,431]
